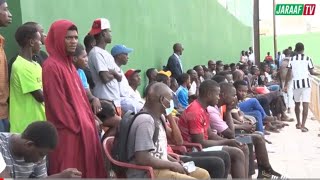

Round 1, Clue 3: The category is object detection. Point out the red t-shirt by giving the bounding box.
[178,100,210,143]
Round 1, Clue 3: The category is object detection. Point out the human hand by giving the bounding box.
[92,97,102,114]
[58,168,82,178]
[227,139,243,148]
[169,162,187,174]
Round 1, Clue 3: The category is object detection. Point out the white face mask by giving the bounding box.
[162,97,175,115]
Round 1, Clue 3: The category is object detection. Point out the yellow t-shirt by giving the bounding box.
[9,56,45,133]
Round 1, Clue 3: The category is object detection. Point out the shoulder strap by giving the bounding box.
[152,116,167,144]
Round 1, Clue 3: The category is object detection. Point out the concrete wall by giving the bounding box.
[2,0,252,92]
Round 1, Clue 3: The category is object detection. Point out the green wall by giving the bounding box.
[3,0,252,92]
[260,32,320,65]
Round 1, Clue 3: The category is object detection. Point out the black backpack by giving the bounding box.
[111,110,165,175]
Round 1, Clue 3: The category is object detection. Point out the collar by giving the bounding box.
[173,53,180,59]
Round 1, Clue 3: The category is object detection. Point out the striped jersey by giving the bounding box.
[287,54,314,89]
[0,133,47,178]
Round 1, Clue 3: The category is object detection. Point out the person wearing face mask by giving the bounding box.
[126,82,210,179]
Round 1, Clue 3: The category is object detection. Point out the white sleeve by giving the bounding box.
[0,152,6,173]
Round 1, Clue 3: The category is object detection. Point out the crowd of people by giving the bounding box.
[1,0,319,179]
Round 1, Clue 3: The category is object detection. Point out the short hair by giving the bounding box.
[186,69,193,75]
[84,34,95,49]
[74,43,85,57]
[230,63,236,68]
[219,82,235,93]
[96,101,116,122]
[239,64,248,70]
[193,65,202,71]
[23,21,38,27]
[15,24,38,47]
[173,43,181,51]
[68,25,78,31]
[21,121,58,149]
[178,73,189,85]
[233,80,247,89]
[216,60,223,66]
[199,80,219,97]
[223,64,230,70]
[295,42,304,52]
[212,75,226,83]
[146,68,157,79]
[156,73,169,84]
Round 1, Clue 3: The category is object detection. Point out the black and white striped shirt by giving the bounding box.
[287,54,314,89]
[0,133,47,178]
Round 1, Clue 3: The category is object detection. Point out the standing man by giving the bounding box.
[88,18,123,116]
[10,24,45,133]
[43,20,106,177]
[166,43,184,79]
[0,0,12,132]
[284,42,320,132]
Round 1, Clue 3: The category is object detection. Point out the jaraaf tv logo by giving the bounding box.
[275,4,316,15]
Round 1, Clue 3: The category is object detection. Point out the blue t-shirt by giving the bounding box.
[77,69,89,89]
[176,86,189,109]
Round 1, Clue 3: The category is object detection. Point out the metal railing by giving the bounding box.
[310,75,320,120]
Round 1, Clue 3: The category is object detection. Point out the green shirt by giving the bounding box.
[9,56,45,133]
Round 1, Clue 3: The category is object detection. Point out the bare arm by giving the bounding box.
[99,71,115,84]
[310,69,320,76]
[85,88,101,114]
[165,115,183,145]
[30,89,44,103]
[223,110,235,133]
[191,131,233,148]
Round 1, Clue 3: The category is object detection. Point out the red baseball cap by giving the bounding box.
[125,69,141,79]
[89,18,111,36]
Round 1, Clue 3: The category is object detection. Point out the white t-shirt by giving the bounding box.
[249,53,255,65]
[0,152,6,174]
[88,46,121,106]
[188,81,197,96]
[119,69,131,98]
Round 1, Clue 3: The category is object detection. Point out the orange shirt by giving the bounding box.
[0,35,9,119]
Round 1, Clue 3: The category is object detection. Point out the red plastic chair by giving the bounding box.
[103,137,155,179]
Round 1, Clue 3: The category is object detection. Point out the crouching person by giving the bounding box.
[126,82,210,179]
[0,121,82,178]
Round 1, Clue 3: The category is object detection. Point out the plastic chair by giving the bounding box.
[103,136,155,179]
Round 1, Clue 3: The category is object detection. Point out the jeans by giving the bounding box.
[239,98,267,133]
[185,150,231,178]
[0,118,9,132]
[267,84,280,91]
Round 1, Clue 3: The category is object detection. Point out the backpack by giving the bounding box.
[111,110,166,175]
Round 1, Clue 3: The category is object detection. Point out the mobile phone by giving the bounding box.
[182,161,196,173]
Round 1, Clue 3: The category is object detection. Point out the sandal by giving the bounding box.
[301,127,309,132]
[281,117,294,122]
[296,124,301,129]
[265,125,280,133]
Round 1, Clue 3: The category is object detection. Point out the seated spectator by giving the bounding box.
[176,73,190,109]
[207,60,216,75]
[157,70,172,86]
[216,61,224,73]
[165,114,231,178]
[217,71,233,84]
[230,63,237,72]
[212,75,227,83]
[96,101,121,139]
[178,80,249,178]
[0,121,82,178]
[193,65,205,83]
[187,69,200,103]
[126,82,210,179]
[121,69,145,113]
[224,64,231,71]
[212,82,286,179]
[259,63,280,92]
[73,43,101,114]
[146,68,158,86]
[83,34,96,89]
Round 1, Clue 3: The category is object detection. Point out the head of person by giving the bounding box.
[20,121,58,163]
[0,0,11,27]
[96,101,121,125]
[178,73,190,86]
[208,60,216,71]
[294,42,304,53]
[245,51,249,56]
[223,64,231,71]
[173,43,184,55]
[83,33,96,53]
[249,46,253,52]
[203,71,213,80]
[187,69,198,81]
[277,51,281,55]
[225,72,234,84]
[251,66,260,76]
[45,20,78,57]
[211,75,227,83]
[216,60,224,72]
[145,82,174,115]
[170,77,179,92]
[230,63,236,72]
[241,50,245,56]
[193,65,204,77]
[239,64,249,75]
[261,62,270,73]
[232,69,244,81]
[15,24,42,55]
[89,18,112,45]
[23,22,46,45]
[156,70,171,87]
[125,69,141,88]
[199,80,220,107]
[219,82,237,106]
[146,68,158,82]
[111,44,133,66]
[233,80,248,101]
[73,43,88,69]
[202,65,209,72]
[283,49,290,57]
[288,46,292,51]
